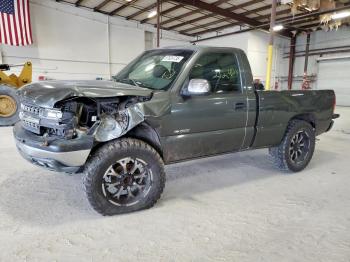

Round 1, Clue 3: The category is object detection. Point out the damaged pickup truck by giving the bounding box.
[14,46,339,215]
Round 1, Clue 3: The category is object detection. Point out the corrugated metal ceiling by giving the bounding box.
[56,0,349,37]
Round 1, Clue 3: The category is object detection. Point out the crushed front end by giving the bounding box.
[14,85,151,173]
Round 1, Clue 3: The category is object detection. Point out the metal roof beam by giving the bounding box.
[140,5,181,24]
[93,0,111,11]
[165,0,262,30]
[75,0,84,6]
[192,4,350,39]
[109,0,139,16]
[182,4,274,34]
[161,0,229,26]
[126,2,159,20]
[191,9,290,36]
[170,0,260,27]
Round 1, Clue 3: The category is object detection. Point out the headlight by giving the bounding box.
[40,108,63,120]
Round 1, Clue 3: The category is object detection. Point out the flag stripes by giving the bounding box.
[0,0,33,46]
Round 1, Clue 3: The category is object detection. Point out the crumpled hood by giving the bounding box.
[19,80,153,108]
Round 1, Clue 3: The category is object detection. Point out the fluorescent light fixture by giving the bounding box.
[331,11,350,20]
[148,10,157,18]
[280,0,293,4]
[273,24,284,31]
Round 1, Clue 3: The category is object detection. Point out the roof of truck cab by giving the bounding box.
[156,45,244,53]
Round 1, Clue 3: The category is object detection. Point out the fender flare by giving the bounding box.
[127,122,163,158]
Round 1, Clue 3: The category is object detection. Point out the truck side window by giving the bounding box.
[189,53,241,93]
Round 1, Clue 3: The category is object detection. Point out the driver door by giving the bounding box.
[161,51,248,163]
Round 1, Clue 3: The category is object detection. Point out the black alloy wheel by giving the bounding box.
[102,157,153,207]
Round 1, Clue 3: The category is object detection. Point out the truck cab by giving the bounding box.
[158,47,256,162]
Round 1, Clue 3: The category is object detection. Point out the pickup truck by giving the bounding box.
[14,46,339,216]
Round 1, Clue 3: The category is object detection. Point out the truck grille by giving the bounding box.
[21,103,41,116]
[22,116,40,132]
[20,102,41,134]
[19,102,73,138]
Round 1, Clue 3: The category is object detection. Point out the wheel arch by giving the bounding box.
[126,122,163,158]
[87,122,163,168]
[269,114,316,148]
[289,113,316,129]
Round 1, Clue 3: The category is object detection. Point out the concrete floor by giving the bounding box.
[0,107,349,262]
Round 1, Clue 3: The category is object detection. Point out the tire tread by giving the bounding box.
[83,138,165,216]
[269,120,315,173]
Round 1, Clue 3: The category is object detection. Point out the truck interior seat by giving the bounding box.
[153,65,170,78]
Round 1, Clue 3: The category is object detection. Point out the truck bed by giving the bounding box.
[251,90,335,148]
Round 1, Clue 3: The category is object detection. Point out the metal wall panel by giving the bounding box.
[317,59,350,106]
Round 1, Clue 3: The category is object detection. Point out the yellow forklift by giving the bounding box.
[0,62,32,126]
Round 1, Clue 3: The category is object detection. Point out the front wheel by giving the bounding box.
[269,120,315,172]
[84,138,165,216]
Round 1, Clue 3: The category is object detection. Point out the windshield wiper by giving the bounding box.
[116,78,139,87]
[115,78,154,90]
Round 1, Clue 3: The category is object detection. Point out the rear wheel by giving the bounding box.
[84,138,165,216]
[0,85,20,126]
[269,120,315,172]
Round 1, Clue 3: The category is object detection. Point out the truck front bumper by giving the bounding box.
[13,123,94,173]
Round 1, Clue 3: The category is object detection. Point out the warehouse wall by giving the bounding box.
[196,32,249,53]
[280,27,350,91]
[0,0,192,81]
[246,30,286,88]
[198,28,288,89]
[280,27,350,105]
[196,26,350,97]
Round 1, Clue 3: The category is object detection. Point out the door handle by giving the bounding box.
[235,102,246,110]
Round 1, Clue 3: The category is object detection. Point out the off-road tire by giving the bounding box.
[269,120,315,172]
[84,138,165,216]
[0,85,20,126]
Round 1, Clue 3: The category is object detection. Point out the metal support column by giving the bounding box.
[265,0,277,91]
[156,0,160,47]
[107,16,112,79]
[302,33,311,89]
[304,33,311,74]
[287,34,296,90]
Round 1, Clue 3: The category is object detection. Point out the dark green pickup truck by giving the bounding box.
[14,46,338,215]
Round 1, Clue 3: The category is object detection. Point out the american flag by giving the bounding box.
[0,0,32,46]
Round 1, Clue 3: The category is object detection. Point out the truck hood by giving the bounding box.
[19,80,153,108]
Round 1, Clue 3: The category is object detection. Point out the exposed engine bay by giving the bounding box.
[19,95,150,143]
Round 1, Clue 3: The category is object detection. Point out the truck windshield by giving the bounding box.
[114,49,194,90]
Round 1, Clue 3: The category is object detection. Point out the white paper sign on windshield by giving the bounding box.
[162,56,184,63]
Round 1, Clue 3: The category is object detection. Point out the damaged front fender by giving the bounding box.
[94,104,145,142]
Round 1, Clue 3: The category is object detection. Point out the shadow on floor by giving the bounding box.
[162,149,278,202]
[0,168,99,226]
[1,148,334,226]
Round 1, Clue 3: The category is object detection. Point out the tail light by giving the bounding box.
[333,94,336,112]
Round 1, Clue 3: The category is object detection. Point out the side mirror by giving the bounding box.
[186,79,210,95]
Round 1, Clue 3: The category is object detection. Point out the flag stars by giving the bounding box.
[0,0,15,15]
